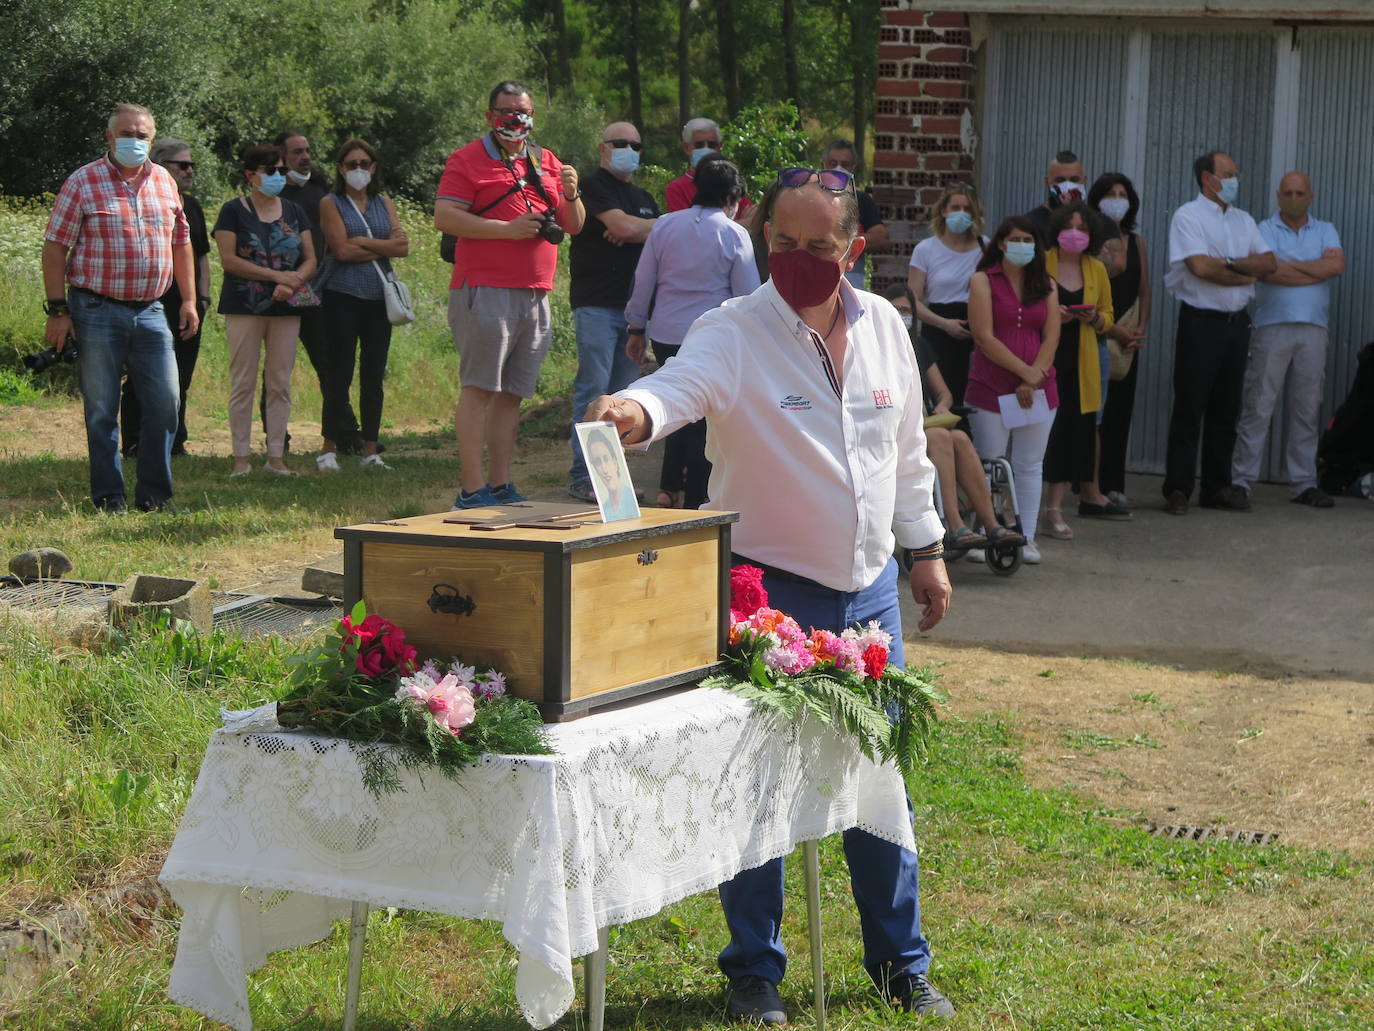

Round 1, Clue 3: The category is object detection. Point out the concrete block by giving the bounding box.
[107,574,212,633]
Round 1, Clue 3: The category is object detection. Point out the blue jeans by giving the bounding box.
[70,288,178,507]
[717,557,931,988]
[569,306,639,486]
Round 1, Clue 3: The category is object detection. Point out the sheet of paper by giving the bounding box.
[998,389,1054,429]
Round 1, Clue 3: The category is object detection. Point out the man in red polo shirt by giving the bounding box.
[435,80,585,508]
[664,117,754,223]
[42,103,198,514]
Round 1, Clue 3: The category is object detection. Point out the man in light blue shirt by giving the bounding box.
[1233,171,1345,507]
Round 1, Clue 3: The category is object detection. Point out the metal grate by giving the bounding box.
[1,576,340,639]
[1147,823,1280,846]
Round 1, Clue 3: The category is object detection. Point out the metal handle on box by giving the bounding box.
[427,583,476,616]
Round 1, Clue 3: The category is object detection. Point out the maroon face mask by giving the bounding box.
[769,248,845,311]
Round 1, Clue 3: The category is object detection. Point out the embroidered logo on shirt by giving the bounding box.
[872,389,894,410]
[779,395,812,411]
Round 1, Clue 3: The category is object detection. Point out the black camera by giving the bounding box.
[537,210,565,245]
[23,341,79,373]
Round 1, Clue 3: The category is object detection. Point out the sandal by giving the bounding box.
[986,524,1026,548]
[944,525,988,550]
[1043,507,1073,540]
[655,490,682,508]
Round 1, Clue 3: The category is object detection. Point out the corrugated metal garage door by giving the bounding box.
[978,20,1369,481]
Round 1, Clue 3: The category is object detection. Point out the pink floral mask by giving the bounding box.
[1057,228,1090,254]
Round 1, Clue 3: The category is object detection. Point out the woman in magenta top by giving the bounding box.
[965,215,1061,563]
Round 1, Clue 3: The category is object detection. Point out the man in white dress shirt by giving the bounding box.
[1161,150,1276,515]
[586,171,954,1023]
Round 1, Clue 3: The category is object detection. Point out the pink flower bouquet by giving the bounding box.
[703,566,944,777]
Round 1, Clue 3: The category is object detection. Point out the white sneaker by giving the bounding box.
[316,452,341,472]
[965,547,986,563]
[1021,539,1042,564]
[361,454,390,470]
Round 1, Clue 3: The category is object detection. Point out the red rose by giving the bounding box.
[341,613,385,647]
[378,625,417,669]
[730,565,769,619]
[861,644,888,681]
[355,648,388,677]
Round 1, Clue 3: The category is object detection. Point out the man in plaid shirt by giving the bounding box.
[42,103,200,513]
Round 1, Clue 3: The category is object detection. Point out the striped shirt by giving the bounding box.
[44,156,190,301]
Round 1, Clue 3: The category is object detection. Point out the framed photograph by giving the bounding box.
[575,421,642,523]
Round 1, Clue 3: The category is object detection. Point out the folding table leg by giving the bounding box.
[583,925,610,1031]
[802,840,826,1031]
[343,901,369,1031]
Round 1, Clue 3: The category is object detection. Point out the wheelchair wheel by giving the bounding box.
[985,541,1022,576]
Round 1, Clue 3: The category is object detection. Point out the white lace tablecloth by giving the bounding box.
[160,687,915,1030]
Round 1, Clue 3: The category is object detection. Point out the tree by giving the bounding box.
[677,0,693,127]
[782,0,800,122]
[716,0,740,119]
[626,0,643,130]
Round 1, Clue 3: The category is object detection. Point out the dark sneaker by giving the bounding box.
[451,486,498,510]
[1162,489,1189,516]
[94,498,128,515]
[1291,486,1334,508]
[883,971,955,1017]
[568,481,597,503]
[726,975,787,1026]
[490,482,527,504]
[1199,486,1250,511]
[137,498,180,514]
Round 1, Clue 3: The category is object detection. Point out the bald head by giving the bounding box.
[766,182,863,264]
[598,121,642,177]
[1277,170,1313,221]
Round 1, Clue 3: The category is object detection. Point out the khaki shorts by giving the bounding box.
[447,284,552,397]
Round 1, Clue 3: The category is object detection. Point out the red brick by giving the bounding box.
[876,115,915,133]
[885,10,925,25]
[920,187,948,205]
[922,153,958,171]
[924,46,968,64]
[925,10,969,28]
[874,151,920,169]
[919,116,962,135]
[922,80,970,99]
[879,43,921,59]
[877,80,927,96]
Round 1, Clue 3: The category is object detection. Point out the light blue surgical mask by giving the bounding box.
[690,147,717,168]
[1216,176,1239,205]
[609,147,640,177]
[1004,241,1036,267]
[944,210,974,235]
[258,172,286,197]
[113,137,150,168]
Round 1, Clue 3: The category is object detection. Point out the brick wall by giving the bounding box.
[871,3,975,293]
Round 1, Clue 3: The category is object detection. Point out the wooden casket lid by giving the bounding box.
[336,503,738,554]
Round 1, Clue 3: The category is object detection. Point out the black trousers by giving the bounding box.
[120,303,201,454]
[921,301,972,406]
[653,342,711,508]
[321,291,392,443]
[1099,348,1140,495]
[1163,304,1250,500]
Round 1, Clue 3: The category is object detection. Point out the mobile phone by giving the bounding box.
[1066,304,1095,312]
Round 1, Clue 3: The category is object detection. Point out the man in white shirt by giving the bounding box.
[586,172,954,1023]
[1161,150,1276,515]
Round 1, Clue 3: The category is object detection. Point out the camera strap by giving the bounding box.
[470,135,555,218]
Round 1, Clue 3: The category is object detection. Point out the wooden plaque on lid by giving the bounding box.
[336,503,738,720]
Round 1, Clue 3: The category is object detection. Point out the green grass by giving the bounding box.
[2,614,1370,1029]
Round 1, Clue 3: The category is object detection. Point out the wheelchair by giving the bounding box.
[901,455,1024,577]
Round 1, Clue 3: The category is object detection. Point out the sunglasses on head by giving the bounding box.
[692,139,721,149]
[603,138,643,152]
[167,160,195,171]
[259,165,289,176]
[778,167,855,193]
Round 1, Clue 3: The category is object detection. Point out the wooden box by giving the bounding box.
[336,503,738,720]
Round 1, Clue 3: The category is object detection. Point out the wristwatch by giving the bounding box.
[627,327,645,336]
[44,298,69,317]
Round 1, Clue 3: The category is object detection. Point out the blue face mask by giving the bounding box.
[609,147,640,177]
[1004,241,1036,267]
[690,147,717,168]
[112,137,150,168]
[258,171,286,196]
[944,210,974,235]
[1216,176,1239,205]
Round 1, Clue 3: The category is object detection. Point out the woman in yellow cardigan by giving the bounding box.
[1041,203,1121,540]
